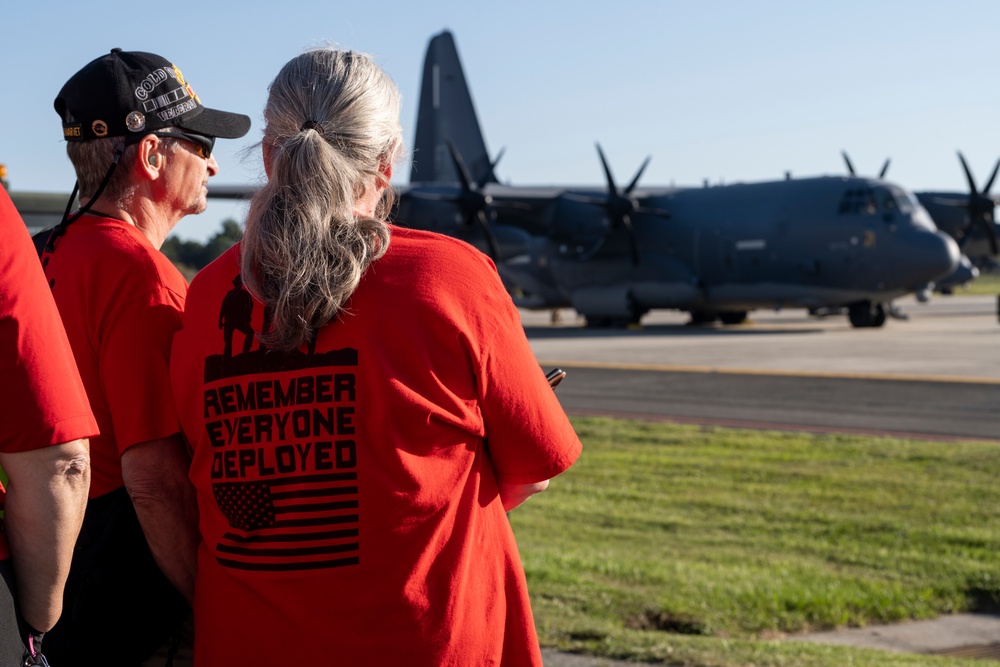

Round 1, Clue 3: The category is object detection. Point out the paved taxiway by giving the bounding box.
[521,294,1000,441]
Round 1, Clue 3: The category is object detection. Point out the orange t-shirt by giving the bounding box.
[171,227,581,665]
[42,214,185,498]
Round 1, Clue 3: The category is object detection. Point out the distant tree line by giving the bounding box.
[161,219,243,281]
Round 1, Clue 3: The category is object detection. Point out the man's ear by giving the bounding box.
[137,135,162,179]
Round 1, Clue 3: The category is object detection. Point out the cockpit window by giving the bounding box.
[874,188,897,212]
[884,185,918,214]
[838,188,877,215]
[839,186,916,217]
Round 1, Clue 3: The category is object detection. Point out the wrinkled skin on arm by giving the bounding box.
[1,439,91,631]
[121,434,199,604]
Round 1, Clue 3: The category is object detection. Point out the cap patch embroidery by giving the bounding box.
[125,111,146,132]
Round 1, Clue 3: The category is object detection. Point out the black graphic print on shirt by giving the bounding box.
[204,274,360,572]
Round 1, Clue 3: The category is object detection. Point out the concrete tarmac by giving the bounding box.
[521,295,1000,663]
[522,294,1000,381]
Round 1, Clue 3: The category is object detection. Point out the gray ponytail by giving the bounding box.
[241,47,402,351]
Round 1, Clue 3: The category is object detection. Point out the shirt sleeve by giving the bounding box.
[0,189,98,452]
[474,267,582,484]
[99,286,184,453]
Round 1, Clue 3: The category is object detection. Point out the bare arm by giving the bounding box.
[0,439,90,631]
[498,479,549,512]
[120,434,198,605]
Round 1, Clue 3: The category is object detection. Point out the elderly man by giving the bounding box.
[39,48,250,664]
[0,186,94,664]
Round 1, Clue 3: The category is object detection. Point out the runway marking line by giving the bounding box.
[537,360,1000,386]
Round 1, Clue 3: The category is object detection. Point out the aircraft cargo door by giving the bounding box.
[696,228,767,285]
[733,237,769,282]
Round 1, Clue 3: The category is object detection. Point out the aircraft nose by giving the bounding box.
[908,230,960,285]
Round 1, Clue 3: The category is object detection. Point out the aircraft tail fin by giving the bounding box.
[410,31,496,185]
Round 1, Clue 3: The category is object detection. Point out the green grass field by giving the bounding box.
[513,417,1000,666]
[955,272,1000,296]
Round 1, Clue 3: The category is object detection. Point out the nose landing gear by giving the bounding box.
[847,300,887,328]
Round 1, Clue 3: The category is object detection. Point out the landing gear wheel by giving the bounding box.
[584,316,611,329]
[870,302,887,327]
[848,301,887,328]
[688,310,718,326]
[719,311,748,325]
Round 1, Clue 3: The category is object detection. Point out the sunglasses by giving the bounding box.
[152,129,216,159]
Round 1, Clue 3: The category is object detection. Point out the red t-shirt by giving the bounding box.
[42,214,186,498]
[0,188,98,558]
[171,227,582,665]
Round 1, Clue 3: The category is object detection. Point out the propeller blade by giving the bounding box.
[958,151,979,195]
[621,214,640,266]
[478,147,506,189]
[445,139,473,192]
[595,143,619,197]
[841,151,856,176]
[475,209,501,261]
[878,159,891,179]
[982,157,1000,195]
[987,220,999,256]
[625,156,652,195]
[972,207,1000,255]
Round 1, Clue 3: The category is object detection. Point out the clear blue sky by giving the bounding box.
[3,0,999,242]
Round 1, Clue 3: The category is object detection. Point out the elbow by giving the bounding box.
[533,479,550,494]
[498,479,550,512]
[54,439,91,493]
[120,437,193,510]
[123,472,177,511]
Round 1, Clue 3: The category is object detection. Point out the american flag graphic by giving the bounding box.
[212,472,359,571]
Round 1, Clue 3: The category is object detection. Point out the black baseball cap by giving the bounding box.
[54,48,250,143]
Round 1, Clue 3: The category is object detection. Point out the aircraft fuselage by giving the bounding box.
[398,175,959,324]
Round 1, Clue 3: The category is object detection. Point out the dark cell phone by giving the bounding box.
[545,367,566,389]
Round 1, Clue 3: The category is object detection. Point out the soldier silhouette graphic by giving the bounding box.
[219,275,255,357]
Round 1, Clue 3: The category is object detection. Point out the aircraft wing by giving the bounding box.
[208,184,257,200]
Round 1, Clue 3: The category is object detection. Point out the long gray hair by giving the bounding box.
[241,47,402,351]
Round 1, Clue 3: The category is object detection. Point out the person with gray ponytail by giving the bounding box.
[170,47,582,666]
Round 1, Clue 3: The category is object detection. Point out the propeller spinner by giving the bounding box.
[564,144,670,266]
[405,140,503,261]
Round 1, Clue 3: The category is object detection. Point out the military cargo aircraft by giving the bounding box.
[393,30,960,328]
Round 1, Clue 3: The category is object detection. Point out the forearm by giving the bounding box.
[498,479,549,512]
[1,439,91,631]
[121,436,199,604]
